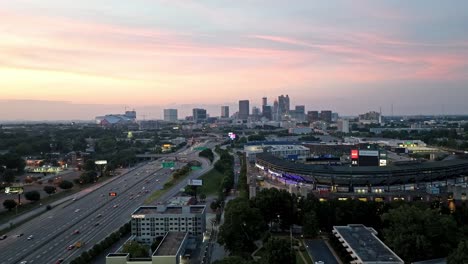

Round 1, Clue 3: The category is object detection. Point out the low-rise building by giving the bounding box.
[333,224,404,264]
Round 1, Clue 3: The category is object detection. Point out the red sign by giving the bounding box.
[351,149,359,159]
[109,192,117,197]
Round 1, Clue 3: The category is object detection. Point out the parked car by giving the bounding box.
[0,235,7,240]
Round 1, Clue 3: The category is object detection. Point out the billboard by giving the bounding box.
[95,160,107,165]
[359,150,379,156]
[188,179,203,186]
[351,149,359,159]
[5,186,24,194]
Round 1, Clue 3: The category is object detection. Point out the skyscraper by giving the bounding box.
[221,106,229,118]
[307,111,319,122]
[320,110,332,123]
[193,108,207,123]
[262,97,267,107]
[273,100,279,121]
[278,94,290,115]
[294,105,305,121]
[262,105,272,120]
[238,100,249,120]
[163,109,178,122]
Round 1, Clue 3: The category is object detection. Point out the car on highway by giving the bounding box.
[0,235,7,240]
[73,230,80,235]
[67,244,75,250]
[96,214,102,218]
[55,259,64,263]
[74,209,80,213]
[27,235,34,240]
[94,223,100,227]
[20,261,28,264]
[16,233,24,237]
[113,204,119,208]
[315,261,324,264]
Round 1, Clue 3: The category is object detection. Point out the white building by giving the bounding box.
[163,109,178,122]
[131,205,206,244]
[337,119,350,133]
[288,127,312,135]
[244,144,310,161]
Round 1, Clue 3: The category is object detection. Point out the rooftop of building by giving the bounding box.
[154,232,187,256]
[132,205,205,216]
[333,224,403,263]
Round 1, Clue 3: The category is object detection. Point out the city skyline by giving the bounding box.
[1,1,468,120]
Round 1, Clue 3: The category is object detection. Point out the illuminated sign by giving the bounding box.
[109,192,117,197]
[255,164,265,170]
[351,149,359,159]
[379,160,387,166]
[188,179,203,186]
[359,150,379,157]
[228,132,236,140]
[5,186,24,194]
[95,160,107,165]
[132,215,145,219]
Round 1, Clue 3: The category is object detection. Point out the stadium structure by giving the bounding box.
[255,152,468,201]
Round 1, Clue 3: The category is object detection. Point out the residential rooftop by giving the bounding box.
[132,205,205,216]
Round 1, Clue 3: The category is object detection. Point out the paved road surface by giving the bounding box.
[0,141,216,264]
[304,239,339,264]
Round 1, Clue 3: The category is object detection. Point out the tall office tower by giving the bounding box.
[320,110,332,123]
[262,105,272,120]
[252,106,261,117]
[337,119,350,133]
[238,100,250,120]
[278,95,288,115]
[294,105,306,121]
[262,97,267,107]
[221,106,229,118]
[192,108,207,123]
[163,109,178,122]
[273,100,279,121]
[307,111,319,122]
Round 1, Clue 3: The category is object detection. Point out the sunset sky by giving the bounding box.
[1,0,468,120]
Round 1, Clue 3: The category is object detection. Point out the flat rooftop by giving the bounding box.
[154,232,187,256]
[133,205,205,216]
[333,224,403,264]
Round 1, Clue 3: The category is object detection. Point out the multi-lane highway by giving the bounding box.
[0,142,215,264]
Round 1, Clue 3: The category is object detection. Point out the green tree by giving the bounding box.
[43,185,56,195]
[448,240,468,264]
[199,148,214,162]
[302,211,319,238]
[254,188,294,230]
[1,169,16,183]
[122,240,149,258]
[382,204,458,262]
[83,159,96,172]
[24,190,41,202]
[3,199,17,211]
[262,237,296,264]
[218,198,267,256]
[59,180,74,190]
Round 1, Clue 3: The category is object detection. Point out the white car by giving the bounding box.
[20,261,28,264]
[74,209,80,213]
[27,235,33,240]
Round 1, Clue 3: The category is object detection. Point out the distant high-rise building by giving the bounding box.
[273,100,279,121]
[238,100,250,120]
[252,106,261,117]
[221,106,229,118]
[262,97,267,107]
[307,111,319,122]
[193,108,207,123]
[278,95,290,115]
[124,110,137,119]
[337,119,350,133]
[320,110,332,123]
[262,105,272,120]
[163,109,178,122]
[293,105,306,121]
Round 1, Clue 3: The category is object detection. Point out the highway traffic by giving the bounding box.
[0,141,215,264]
